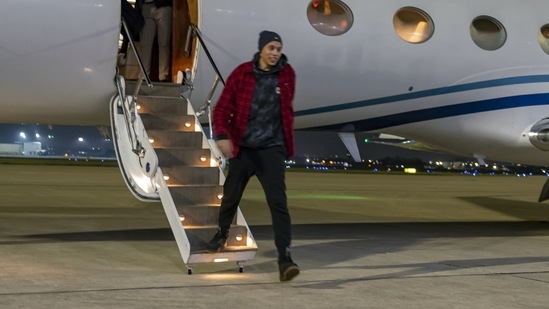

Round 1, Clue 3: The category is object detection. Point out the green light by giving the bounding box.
[364,138,369,143]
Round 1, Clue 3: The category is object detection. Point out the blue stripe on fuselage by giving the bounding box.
[295,75,549,131]
[308,93,549,131]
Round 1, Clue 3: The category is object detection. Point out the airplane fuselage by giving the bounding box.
[2,0,549,166]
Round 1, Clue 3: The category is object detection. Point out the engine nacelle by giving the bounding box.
[529,118,549,151]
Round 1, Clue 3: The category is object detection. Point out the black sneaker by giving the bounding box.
[278,254,300,282]
[206,228,229,252]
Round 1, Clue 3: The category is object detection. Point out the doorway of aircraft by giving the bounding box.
[119,0,196,83]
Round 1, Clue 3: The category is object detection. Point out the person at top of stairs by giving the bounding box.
[207,30,299,282]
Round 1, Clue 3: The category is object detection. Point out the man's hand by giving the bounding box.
[217,139,234,158]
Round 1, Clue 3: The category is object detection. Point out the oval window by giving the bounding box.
[470,16,506,51]
[538,24,549,55]
[307,0,353,36]
[393,7,434,44]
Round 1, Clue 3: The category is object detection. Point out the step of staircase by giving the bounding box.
[161,165,220,185]
[147,130,203,148]
[168,185,224,206]
[176,204,221,227]
[155,148,211,166]
[126,81,183,98]
[140,114,196,131]
[186,225,251,253]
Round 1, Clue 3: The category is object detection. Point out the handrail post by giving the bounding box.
[190,24,225,86]
[121,19,152,89]
[119,19,150,158]
[190,24,226,139]
[205,75,221,138]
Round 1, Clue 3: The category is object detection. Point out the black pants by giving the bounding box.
[218,146,291,256]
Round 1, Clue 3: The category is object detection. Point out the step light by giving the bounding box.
[148,138,155,144]
[235,234,242,242]
[217,193,223,200]
[200,155,207,162]
[163,174,170,181]
[136,105,141,110]
[179,216,185,222]
[213,258,229,263]
[184,121,192,128]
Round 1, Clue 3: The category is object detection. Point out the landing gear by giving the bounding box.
[539,178,549,202]
[187,266,193,275]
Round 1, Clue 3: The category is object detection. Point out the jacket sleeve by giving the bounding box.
[212,70,238,140]
[280,64,296,158]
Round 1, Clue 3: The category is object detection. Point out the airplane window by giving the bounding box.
[538,24,549,55]
[306,0,353,36]
[470,16,506,51]
[393,7,434,44]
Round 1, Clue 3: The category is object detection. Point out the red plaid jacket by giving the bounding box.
[213,60,296,158]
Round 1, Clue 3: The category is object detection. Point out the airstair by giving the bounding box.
[109,76,257,274]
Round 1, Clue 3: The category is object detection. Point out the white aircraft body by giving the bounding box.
[1,0,549,184]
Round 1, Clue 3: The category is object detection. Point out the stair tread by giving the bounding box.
[160,165,218,169]
[183,224,246,229]
[154,147,210,151]
[168,184,221,188]
[191,246,257,254]
[139,112,192,116]
[146,129,199,133]
[176,203,220,208]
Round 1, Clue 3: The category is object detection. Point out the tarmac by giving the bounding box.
[2,162,549,308]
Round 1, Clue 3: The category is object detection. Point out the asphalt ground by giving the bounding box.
[1,163,549,308]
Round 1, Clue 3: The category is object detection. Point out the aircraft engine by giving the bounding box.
[528,118,549,151]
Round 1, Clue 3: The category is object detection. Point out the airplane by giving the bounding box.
[2,0,549,270]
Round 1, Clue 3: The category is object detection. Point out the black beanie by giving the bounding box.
[258,30,282,51]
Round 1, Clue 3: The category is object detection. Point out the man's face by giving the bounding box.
[259,41,282,70]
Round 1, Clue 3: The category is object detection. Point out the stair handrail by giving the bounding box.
[119,19,154,158]
[115,76,145,159]
[189,24,225,86]
[196,75,221,139]
[121,19,152,91]
[188,24,226,139]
